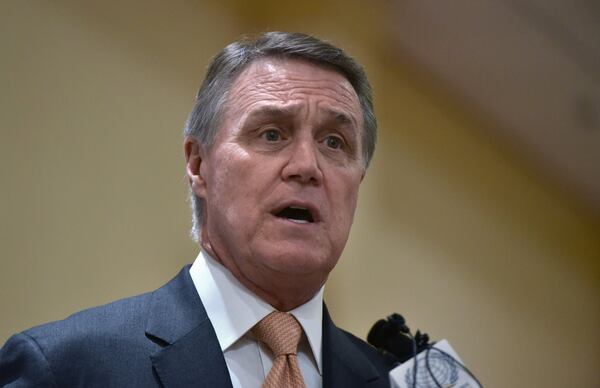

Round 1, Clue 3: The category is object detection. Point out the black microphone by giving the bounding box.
[368,313,483,387]
[367,313,430,363]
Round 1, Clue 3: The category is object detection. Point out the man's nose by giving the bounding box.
[281,139,323,185]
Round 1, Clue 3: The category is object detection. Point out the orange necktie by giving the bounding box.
[252,311,307,388]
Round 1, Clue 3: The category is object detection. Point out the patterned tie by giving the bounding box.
[251,311,307,388]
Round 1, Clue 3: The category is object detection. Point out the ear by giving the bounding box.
[184,136,207,198]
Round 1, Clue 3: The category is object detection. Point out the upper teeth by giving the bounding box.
[289,206,307,210]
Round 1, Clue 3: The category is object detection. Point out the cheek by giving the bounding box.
[208,151,271,224]
[209,147,250,196]
[204,159,244,222]
[330,176,361,231]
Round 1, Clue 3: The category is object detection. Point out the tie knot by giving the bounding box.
[252,311,303,357]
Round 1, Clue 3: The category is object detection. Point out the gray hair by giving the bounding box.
[184,31,377,240]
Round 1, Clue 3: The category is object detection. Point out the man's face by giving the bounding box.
[188,58,365,297]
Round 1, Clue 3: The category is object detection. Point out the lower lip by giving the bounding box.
[272,215,319,227]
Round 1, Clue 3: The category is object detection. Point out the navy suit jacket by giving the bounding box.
[0,266,392,387]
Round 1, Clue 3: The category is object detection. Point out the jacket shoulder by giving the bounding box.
[1,288,160,387]
[25,289,153,346]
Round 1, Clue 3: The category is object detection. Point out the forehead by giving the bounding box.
[224,58,362,125]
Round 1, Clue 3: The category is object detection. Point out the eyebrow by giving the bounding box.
[245,105,357,127]
[244,105,300,121]
[242,104,360,151]
[324,108,356,127]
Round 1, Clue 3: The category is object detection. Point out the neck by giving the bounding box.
[199,240,324,311]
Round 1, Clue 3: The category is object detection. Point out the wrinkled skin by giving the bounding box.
[185,58,365,310]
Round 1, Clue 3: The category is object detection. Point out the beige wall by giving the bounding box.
[1,1,598,387]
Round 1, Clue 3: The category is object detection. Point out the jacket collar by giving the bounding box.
[322,305,384,387]
[145,266,233,388]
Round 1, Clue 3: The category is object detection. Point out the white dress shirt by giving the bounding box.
[189,250,323,388]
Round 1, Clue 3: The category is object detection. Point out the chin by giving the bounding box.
[257,243,338,276]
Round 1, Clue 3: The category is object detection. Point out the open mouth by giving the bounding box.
[274,206,315,224]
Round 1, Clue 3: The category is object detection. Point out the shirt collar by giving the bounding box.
[189,250,324,373]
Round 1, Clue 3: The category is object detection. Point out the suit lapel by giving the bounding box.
[145,266,233,388]
[143,267,385,387]
[322,305,383,388]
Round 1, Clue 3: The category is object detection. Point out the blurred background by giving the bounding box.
[1,1,599,386]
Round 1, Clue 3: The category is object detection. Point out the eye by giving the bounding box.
[262,129,281,142]
[324,135,343,150]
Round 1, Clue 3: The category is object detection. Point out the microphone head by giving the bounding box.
[367,314,421,363]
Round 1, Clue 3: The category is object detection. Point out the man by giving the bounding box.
[0,32,392,387]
